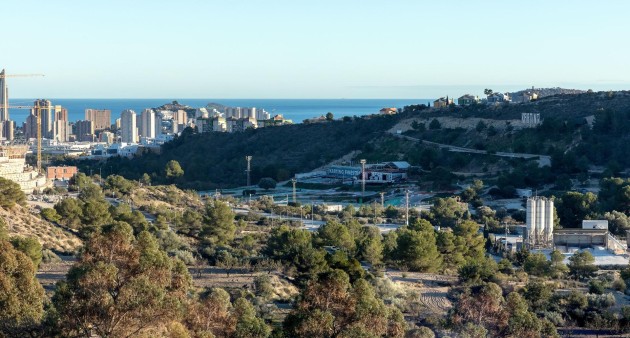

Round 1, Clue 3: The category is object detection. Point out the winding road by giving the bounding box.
[392,133,551,167]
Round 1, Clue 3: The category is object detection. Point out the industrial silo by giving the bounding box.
[536,198,546,244]
[526,198,536,245]
[544,199,555,244]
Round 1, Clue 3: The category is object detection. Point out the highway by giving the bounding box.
[393,133,552,167]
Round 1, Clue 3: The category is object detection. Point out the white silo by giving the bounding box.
[526,197,554,248]
[544,199,555,244]
[526,198,536,243]
[536,198,546,242]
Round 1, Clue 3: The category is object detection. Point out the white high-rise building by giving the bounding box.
[155,114,162,136]
[140,109,156,139]
[256,109,271,120]
[53,120,69,142]
[225,107,242,119]
[33,99,54,139]
[242,107,256,119]
[172,110,188,133]
[121,109,138,143]
[526,197,555,247]
[0,69,8,122]
[195,108,209,119]
[0,70,16,140]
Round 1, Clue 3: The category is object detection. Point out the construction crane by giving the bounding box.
[0,73,45,78]
[0,70,47,174]
[0,104,45,174]
[1,71,45,117]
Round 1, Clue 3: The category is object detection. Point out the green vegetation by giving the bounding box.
[552,178,630,234]
[13,89,630,338]
[284,270,405,337]
[0,177,26,208]
[53,223,192,337]
[63,114,400,189]
[258,177,277,190]
[0,232,45,337]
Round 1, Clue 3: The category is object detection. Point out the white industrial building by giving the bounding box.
[521,113,541,126]
[526,197,554,248]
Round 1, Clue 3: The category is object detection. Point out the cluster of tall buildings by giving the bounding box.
[193,106,291,133]
[23,101,112,143]
[0,70,16,140]
[1,81,281,146]
[24,99,70,142]
[223,107,271,121]
[118,109,164,143]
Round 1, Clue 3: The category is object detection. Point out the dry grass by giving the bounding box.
[189,266,299,297]
[1,204,82,253]
[385,270,455,315]
[131,185,203,212]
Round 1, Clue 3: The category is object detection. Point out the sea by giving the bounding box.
[9,98,433,125]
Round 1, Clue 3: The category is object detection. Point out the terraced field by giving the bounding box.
[385,270,455,315]
[418,287,452,314]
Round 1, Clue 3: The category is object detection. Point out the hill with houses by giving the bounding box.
[63,90,630,189]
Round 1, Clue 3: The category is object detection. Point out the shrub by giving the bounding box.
[613,279,627,292]
[41,208,61,223]
[42,249,62,264]
[589,280,605,295]
[588,293,616,309]
[542,311,565,326]
[172,250,196,265]
[258,177,277,190]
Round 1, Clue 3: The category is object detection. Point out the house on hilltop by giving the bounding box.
[433,97,454,108]
[521,91,539,102]
[487,92,511,104]
[379,107,398,115]
[457,94,480,106]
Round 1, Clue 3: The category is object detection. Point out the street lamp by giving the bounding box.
[405,190,410,227]
[360,159,366,204]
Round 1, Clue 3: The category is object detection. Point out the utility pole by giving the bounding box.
[291,178,297,204]
[245,155,252,187]
[405,190,410,227]
[360,159,366,204]
[373,201,378,226]
[380,191,385,207]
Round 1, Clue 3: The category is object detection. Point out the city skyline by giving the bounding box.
[2,0,629,99]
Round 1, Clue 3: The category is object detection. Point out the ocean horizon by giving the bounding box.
[8,98,434,126]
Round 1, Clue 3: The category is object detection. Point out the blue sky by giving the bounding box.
[3,0,630,98]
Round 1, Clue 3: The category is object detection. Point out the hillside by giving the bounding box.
[421,90,630,120]
[65,90,630,189]
[3,204,82,253]
[67,114,401,189]
[508,87,585,102]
